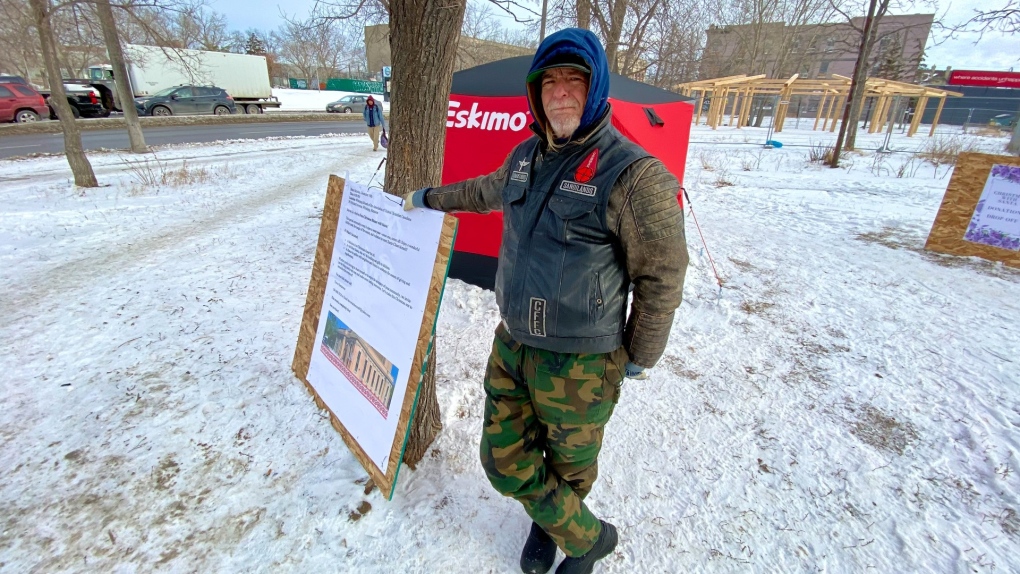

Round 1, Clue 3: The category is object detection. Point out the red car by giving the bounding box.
[0,82,48,123]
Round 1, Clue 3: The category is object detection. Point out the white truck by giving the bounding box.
[87,45,281,115]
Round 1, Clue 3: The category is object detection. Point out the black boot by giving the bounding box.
[554,521,617,574]
[520,521,557,574]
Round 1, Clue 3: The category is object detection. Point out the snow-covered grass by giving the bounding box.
[1,125,1018,573]
[270,88,389,112]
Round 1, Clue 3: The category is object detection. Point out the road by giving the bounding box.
[0,120,365,160]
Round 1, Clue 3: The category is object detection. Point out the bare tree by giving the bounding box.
[96,0,146,153]
[644,0,707,87]
[0,0,40,82]
[829,0,882,167]
[28,0,98,187]
[964,0,1020,33]
[276,15,363,86]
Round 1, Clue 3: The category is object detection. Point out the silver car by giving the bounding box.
[326,95,368,114]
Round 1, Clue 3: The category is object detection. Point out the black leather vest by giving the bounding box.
[496,123,648,353]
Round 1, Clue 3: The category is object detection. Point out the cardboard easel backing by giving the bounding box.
[291,175,458,499]
[925,152,1020,268]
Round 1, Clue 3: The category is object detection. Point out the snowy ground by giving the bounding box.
[270,88,389,112]
[1,124,1018,573]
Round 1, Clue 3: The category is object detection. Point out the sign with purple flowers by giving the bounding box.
[963,165,1020,251]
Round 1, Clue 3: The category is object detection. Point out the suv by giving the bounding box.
[135,85,236,116]
[326,95,368,113]
[0,82,48,123]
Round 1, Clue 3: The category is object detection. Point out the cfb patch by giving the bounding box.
[529,297,547,337]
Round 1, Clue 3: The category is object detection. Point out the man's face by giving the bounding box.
[540,67,589,139]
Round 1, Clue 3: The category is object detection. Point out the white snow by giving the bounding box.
[1,123,1018,573]
[270,88,389,112]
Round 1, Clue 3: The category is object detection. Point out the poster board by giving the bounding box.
[292,175,458,499]
[924,152,1020,268]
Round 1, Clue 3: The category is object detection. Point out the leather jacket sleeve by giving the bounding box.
[425,152,512,213]
[607,157,689,368]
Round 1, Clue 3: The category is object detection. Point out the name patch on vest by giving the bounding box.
[529,297,547,337]
[559,180,597,197]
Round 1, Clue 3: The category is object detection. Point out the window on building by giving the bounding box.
[825,38,835,52]
[819,61,830,75]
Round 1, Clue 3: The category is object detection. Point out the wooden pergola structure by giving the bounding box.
[676,74,963,137]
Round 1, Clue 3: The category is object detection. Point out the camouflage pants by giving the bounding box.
[480,324,627,557]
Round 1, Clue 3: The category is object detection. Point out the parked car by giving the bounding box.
[326,95,369,114]
[58,83,107,119]
[0,75,105,119]
[134,85,237,116]
[0,81,48,123]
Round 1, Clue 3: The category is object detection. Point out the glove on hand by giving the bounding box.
[624,361,648,380]
[402,188,430,211]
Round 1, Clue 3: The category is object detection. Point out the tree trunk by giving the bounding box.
[830,0,877,168]
[604,0,628,74]
[95,0,146,153]
[540,0,548,40]
[845,0,890,150]
[386,0,466,467]
[29,0,98,187]
[577,0,591,29]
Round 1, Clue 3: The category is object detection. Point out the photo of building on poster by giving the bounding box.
[319,312,399,418]
[964,164,1020,251]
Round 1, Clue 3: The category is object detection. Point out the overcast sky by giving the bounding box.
[214,0,1017,72]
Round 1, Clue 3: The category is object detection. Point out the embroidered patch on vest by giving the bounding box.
[511,158,530,183]
[529,297,547,337]
[575,148,599,183]
[559,180,597,197]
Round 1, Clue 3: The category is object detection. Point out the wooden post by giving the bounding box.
[908,95,928,137]
[740,87,755,128]
[694,90,705,126]
[926,96,946,137]
[729,90,740,127]
[814,93,828,131]
[829,95,846,132]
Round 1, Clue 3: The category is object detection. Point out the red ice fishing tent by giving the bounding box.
[442,55,694,290]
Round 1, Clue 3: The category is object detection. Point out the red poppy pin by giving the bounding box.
[575,149,599,183]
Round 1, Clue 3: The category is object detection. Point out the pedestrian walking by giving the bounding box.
[363,95,386,152]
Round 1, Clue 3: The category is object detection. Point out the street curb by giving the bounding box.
[0,112,386,136]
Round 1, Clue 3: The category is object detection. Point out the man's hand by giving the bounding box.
[624,361,648,380]
[402,188,430,211]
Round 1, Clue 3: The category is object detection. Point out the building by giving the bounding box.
[701,14,934,82]
[323,320,396,411]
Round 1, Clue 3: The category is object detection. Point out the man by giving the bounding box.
[363,95,386,151]
[403,28,688,574]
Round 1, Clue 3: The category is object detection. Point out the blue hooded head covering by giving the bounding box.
[526,28,609,138]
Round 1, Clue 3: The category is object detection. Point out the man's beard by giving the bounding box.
[549,114,581,139]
